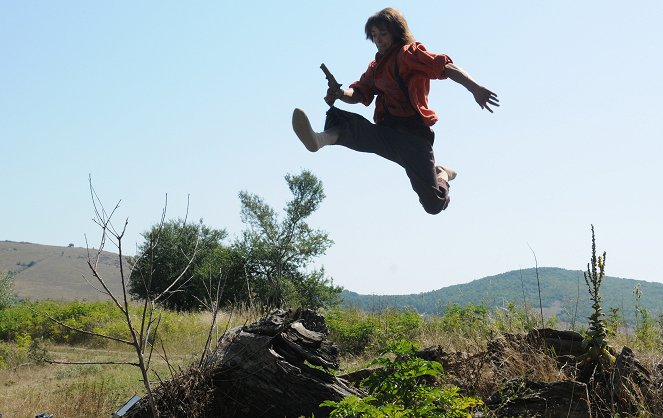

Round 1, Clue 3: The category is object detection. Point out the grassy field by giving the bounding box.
[0,306,259,418]
[1,344,162,417]
[1,300,662,417]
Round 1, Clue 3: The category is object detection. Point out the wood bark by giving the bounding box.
[485,378,591,418]
[125,309,364,418]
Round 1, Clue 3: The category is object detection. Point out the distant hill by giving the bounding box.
[3,241,661,325]
[0,240,126,300]
[341,267,663,325]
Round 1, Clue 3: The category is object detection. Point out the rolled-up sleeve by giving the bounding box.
[349,63,377,106]
[400,43,453,80]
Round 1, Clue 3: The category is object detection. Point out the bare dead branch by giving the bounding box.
[197,269,227,366]
[80,272,110,297]
[47,359,140,367]
[145,312,162,371]
[45,313,133,345]
[154,238,200,303]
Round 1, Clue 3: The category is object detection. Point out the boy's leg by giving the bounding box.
[327,108,450,214]
[393,134,450,214]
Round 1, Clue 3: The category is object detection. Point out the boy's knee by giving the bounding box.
[421,197,449,215]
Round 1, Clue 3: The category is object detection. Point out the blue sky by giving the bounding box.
[2,1,662,294]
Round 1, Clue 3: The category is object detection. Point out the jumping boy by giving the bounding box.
[293,7,499,214]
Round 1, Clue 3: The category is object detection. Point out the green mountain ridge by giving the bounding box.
[341,267,663,325]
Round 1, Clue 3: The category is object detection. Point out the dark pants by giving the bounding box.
[325,107,449,214]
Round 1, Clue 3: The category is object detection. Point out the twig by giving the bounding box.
[47,359,140,367]
[44,313,132,345]
[528,244,545,329]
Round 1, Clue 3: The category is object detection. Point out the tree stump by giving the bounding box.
[125,309,364,418]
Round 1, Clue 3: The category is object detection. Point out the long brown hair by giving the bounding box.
[364,8,415,46]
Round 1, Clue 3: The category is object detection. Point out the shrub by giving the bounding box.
[325,308,380,354]
[0,300,132,345]
[493,301,544,333]
[325,308,424,355]
[380,308,424,342]
[321,340,482,417]
[0,332,32,368]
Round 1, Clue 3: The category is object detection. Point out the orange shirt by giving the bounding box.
[349,42,453,127]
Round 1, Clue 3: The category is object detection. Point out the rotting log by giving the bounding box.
[485,378,591,418]
[125,309,365,418]
[526,328,586,357]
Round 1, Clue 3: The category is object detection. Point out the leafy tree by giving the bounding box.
[128,219,227,310]
[192,244,251,307]
[235,170,341,309]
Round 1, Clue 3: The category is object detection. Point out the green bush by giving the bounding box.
[492,302,538,334]
[0,300,214,354]
[0,300,130,345]
[325,308,380,354]
[321,340,482,417]
[0,332,32,368]
[380,308,424,342]
[437,303,490,334]
[325,308,424,355]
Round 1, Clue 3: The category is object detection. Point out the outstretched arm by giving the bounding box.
[444,63,499,113]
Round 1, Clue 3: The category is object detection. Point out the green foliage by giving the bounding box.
[605,307,625,337]
[321,340,482,417]
[0,271,17,309]
[326,303,552,356]
[0,332,32,368]
[236,170,340,310]
[422,303,498,350]
[128,170,340,312]
[437,303,490,334]
[341,268,663,326]
[192,244,250,307]
[28,336,50,364]
[0,300,125,344]
[0,300,209,349]
[381,308,424,342]
[325,308,423,355]
[128,218,227,310]
[325,308,380,354]
[633,286,661,350]
[492,302,538,333]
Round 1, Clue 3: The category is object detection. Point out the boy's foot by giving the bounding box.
[435,165,457,182]
[435,166,455,210]
[439,181,451,210]
[292,108,337,152]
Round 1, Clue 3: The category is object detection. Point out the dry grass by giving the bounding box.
[336,320,663,417]
[0,345,148,417]
[0,307,261,417]
[0,240,127,301]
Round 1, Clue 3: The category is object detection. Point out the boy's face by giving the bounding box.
[370,25,394,55]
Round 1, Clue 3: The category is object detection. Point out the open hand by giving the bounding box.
[473,86,499,113]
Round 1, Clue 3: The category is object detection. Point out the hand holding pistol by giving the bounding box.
[321,63,343,106]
